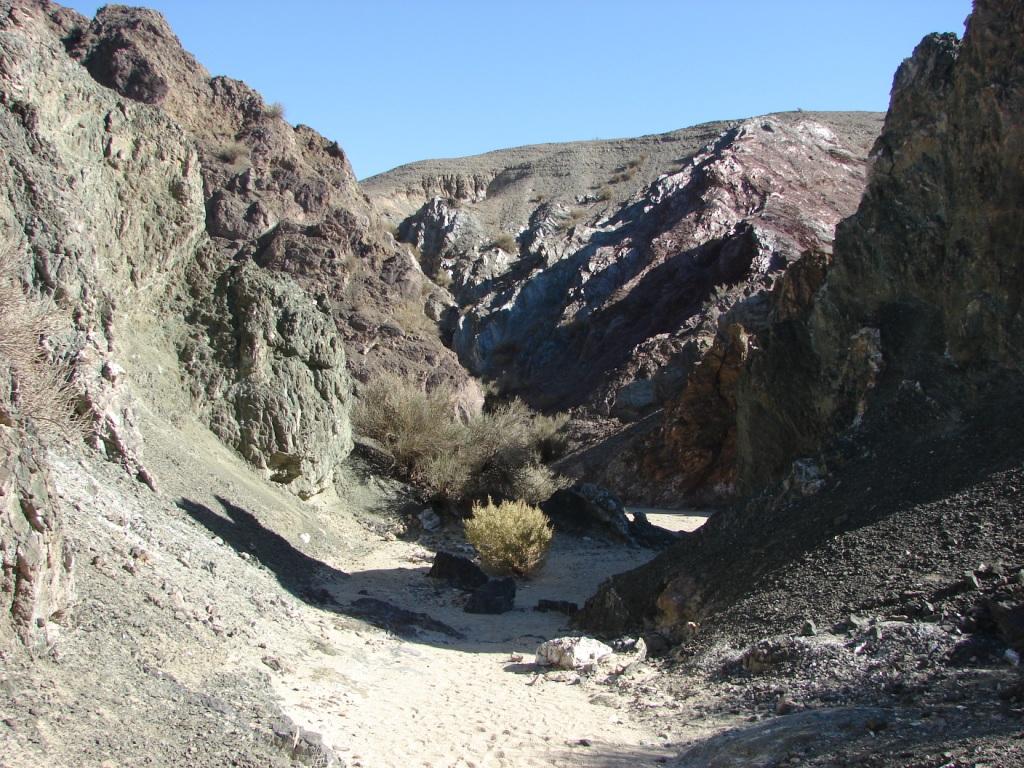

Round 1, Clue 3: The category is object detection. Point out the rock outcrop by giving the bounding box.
[579,0,1024,638]
[0,0,480,499]
[0,425,74,648]
[367,111,882,503]
[731,0,1024,493]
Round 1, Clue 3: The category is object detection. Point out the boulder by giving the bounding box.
[534,599,579,615]
[535,636,614,670]
[627,507,679,549]
[428,552,488,592]
[988,594,1024,653]
[418,508,442,531]
[540,483,631,541]
[464,577,516,615]
[541,483,676,547]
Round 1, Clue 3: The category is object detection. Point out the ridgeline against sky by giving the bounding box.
[64,1,971,178]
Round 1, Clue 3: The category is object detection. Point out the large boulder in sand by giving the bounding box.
[536,636,614,669]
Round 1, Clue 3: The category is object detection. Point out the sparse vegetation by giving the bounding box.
[214,141,249,166]
[264,101,285,120]
[560,208,586,231]
[353,375,567,504]
[432,269,453,289]
[464,498,553,576]
[0,250,82,437]
[488,233,518,253]
[608,170,634,184]
[393,298,437,336]
[594,185,613,202]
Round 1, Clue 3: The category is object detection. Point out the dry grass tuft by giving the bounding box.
[487,233,518,253]
[464,497,553,576]
[264,101,285,120]
[392,298,437,337]
[0,251,82,437]
[214,141,249,166]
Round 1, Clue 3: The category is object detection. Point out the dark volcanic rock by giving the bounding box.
[578,0,1024,641]
[732,1,1024,494]
[988,592,1024,652]
[464,577,516,615]
[541,483,631,541]
[535,599,579,615]
[541,483,677,547]
[428,551,489,592]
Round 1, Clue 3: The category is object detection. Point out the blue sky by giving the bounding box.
[63,1,972,179]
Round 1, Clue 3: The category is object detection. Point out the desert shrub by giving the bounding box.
[214,141,249,165]
[449,399,566,504]
[594,185,613,202]
[353,373,460,476]
[432,269,453,289]
[353,375,568,504]
[464,498,552,576]
[488,233,518,253]
[527,410,570,461]
[0,251,81,437]
[264,101,285,119]
[393,298,437,336]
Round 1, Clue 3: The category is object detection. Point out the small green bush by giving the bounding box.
[464,498,553,576]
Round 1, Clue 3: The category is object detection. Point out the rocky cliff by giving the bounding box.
[366,111,883,503]
[0,1,481,505]
[733,1,1024,492]
[579,0,1024,640]
[0,0,482,644]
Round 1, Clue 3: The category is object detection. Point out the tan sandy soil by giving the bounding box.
[2,389,710,768]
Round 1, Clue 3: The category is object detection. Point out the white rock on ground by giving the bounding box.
[535,636,614,669]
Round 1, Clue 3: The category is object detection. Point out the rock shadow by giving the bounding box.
[177,496,468,645]
[176,495,575,652]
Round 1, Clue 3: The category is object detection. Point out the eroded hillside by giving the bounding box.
[366,111,883,504]
[577,0,1024,762]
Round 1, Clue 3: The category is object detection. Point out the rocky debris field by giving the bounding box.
[576,376,1024,767]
